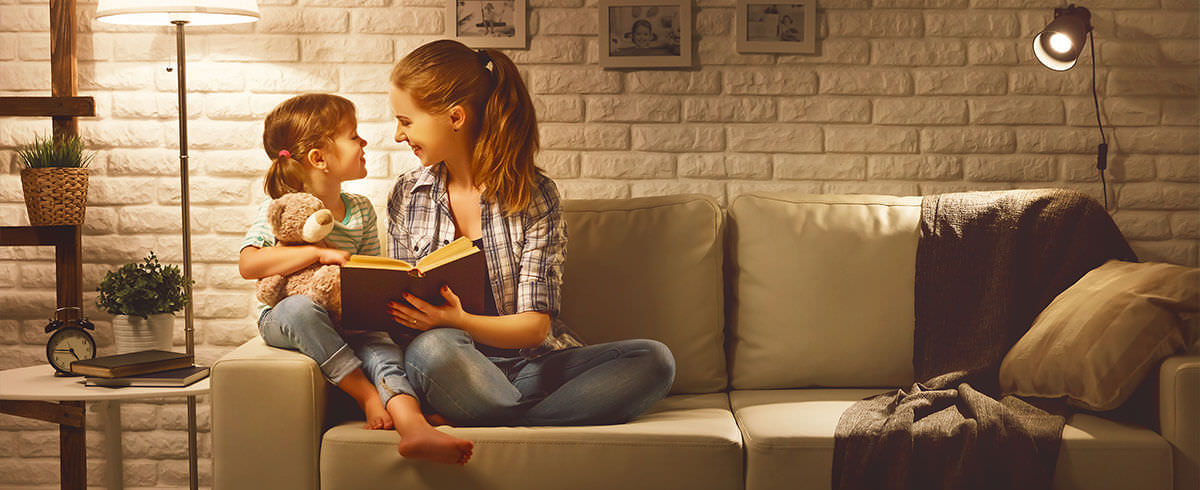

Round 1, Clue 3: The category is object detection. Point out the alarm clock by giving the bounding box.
[44,307,97,376]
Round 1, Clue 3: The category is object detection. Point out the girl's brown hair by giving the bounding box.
[262,93,357,199]
[390,40,541,214]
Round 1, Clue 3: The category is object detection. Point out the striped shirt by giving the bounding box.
[386,163,583,359]
[241,192,381,317]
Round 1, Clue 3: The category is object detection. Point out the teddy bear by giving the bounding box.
[255,192,343,324]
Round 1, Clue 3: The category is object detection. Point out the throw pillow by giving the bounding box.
[999,259,1200,411]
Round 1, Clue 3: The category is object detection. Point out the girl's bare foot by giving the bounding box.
[363,400,394,430]
[337,369,394,430]
[397,426,474,465]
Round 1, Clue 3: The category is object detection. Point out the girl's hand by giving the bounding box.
[388,286,465,331]
[316,247,351,265]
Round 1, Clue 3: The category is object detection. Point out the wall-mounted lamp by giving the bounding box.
[1033,5,1092,71]
[1033,4,1109,208]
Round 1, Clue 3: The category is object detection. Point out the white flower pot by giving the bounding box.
[112,313,175,354]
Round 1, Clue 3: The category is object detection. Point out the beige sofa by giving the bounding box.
[212,193,1199,490]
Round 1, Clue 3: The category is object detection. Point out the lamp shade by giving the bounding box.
[96,0,259,26]
[1033,5,1092,71]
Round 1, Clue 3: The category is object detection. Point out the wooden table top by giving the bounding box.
[0,365,209,401]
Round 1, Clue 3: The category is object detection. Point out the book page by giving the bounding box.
[416,237,481,273]
[345,255,414,271]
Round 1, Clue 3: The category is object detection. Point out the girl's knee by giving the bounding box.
[272,295,325,320]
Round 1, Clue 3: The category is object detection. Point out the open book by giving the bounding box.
[340,237,487,331]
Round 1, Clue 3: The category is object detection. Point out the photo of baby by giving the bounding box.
[746,3,805,43]
[607,5,682,57]
[455,0,516,38]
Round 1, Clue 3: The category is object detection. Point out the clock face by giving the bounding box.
[46,327,97,374]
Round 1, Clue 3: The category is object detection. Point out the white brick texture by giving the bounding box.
[1,2,1197,488]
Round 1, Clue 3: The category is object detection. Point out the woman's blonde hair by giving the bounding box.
[390,40,541,214]
[262,93,357,199]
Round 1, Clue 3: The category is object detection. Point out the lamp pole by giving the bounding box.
[172,19,200,490]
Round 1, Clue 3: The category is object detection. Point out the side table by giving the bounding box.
[0,364,210,490]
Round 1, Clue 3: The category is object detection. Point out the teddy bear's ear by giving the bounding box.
[266,197,286,237]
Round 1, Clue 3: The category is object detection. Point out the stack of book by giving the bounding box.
[70,349,209,387]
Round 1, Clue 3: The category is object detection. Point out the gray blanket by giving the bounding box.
[833,189,1137,490]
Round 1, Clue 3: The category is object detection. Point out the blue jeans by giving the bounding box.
[404,328,676,426]
[257,295,416,404]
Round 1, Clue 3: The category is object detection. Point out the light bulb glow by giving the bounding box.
[1048,32,1073,53]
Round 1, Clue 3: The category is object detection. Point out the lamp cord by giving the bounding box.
[1089,30,1109,210]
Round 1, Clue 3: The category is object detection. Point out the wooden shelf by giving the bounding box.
[0,226,82,322]
[0,96,95,118]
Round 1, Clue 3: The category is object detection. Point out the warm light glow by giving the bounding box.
[1049,32,1073,53]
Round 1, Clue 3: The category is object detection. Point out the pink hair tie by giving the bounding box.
[278,150,291,159]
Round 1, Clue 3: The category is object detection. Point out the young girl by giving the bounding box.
[239,93,472,465]
[385,40,676,428]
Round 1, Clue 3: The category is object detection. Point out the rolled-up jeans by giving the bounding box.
[404,327,676,426]
[257,295,416,405]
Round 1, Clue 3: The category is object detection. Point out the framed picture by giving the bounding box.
[599,0,693,69]
[735,1,816,54]
[446,0,527,49]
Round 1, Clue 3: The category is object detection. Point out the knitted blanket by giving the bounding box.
[833,189,1136,490]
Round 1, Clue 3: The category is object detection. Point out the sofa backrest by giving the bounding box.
[560,194,728,395]
[727,193,920,389]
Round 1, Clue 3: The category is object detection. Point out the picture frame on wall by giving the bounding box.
[735,0,816,54]
[446,0,527,49]
[598,0,693,69]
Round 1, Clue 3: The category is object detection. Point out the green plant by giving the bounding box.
[17,134,94,169]
[96,252,192,318]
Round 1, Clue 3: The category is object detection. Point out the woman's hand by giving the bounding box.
[388,286,466,331]
[316,247,351,265]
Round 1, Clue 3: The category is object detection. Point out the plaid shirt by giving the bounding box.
[386,163,583,358]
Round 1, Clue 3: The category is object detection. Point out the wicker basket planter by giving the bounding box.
[20,167,89,226]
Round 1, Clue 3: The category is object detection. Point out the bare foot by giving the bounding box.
[362,401,394,430]
[397,426,475,465]
[424,413,451,426]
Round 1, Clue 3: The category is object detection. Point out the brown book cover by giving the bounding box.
[340,237,486,332]
[70,349,193,378]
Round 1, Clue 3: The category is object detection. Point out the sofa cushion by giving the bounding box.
[320,393,743,490]
[730,389,1173,490]
[728,193,920,389]
[560,194,727,394]
[1000,260,1200,411]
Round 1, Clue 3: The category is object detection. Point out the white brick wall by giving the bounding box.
[1,0,1198,487]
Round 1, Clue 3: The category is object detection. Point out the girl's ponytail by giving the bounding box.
[472,48,539,215]
[263,150,306,199]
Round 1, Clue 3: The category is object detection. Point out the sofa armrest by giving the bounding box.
[1160,354,1200,490]
[212,336,326,490]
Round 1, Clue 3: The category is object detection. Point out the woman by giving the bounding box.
[385,40,676,428]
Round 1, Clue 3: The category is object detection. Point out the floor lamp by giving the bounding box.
[95,2,259,489]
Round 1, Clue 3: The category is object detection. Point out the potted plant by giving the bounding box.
[96,252,192,353]
[17,134,93,226]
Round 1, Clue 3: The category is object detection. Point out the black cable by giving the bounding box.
[1089,30,1109,209]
